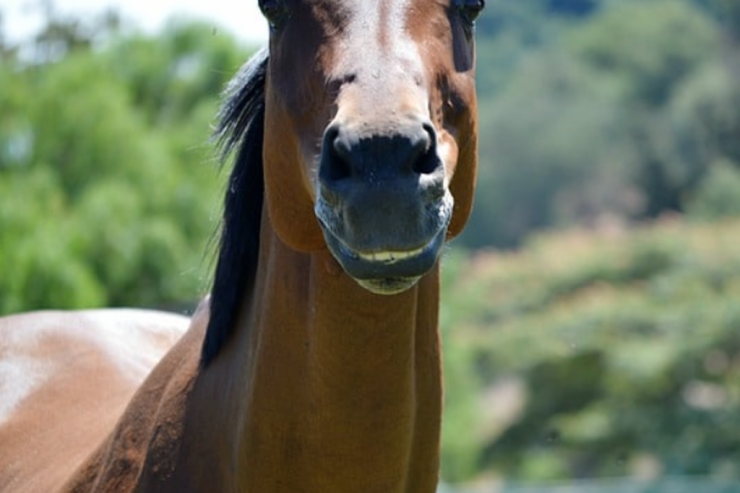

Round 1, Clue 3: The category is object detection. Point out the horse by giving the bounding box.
[0,0,484,491]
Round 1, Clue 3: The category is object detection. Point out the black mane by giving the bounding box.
[201,48,269,367]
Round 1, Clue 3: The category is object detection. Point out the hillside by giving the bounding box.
[467,0,740,247]
[441,218,740,484]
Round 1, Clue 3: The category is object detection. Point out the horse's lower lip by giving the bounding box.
[321,226,446,285]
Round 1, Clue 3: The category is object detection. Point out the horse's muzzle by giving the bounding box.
[315,120,452,294]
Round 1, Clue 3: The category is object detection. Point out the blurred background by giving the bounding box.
[1,0,739,491]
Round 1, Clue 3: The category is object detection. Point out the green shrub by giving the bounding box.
[687,161,740,220]
[441,219,740,483]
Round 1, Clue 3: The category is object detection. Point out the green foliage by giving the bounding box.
[686,161,740,219]
[466,0,740,248]
[570,1,718,106]
[441,251,488,480]
[0,167,105,312]
[669,62,740,173]
[470,49,637,247]
[0,16,253,314]
[105,19,247,125]
[441,220,740,484]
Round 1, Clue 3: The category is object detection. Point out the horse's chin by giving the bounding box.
[355,277,421,295]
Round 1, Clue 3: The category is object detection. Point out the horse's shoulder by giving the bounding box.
[60,301,211,492]
[0,308,190,493]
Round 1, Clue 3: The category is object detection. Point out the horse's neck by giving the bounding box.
[195,221,443,492]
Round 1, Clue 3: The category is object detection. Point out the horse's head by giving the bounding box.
[260,0,483,294]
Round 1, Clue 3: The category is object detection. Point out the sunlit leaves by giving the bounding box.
[0,19,253,313]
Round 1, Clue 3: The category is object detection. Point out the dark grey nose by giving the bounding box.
[320,121,442,183]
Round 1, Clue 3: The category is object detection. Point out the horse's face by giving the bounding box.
[260,0,482,294]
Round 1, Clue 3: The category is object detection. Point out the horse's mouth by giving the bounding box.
[315,196,451,294]
[323,227,446,295]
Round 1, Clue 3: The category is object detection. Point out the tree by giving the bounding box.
[462,0,734,247]
[0,11,254,314]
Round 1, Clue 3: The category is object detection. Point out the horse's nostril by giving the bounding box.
[412,122,439,176]
[321,125,353,182]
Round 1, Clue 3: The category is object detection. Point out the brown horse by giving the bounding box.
[0,0,483,491]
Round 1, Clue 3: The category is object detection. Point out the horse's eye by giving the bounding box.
[456,0,485,25]
[259,0,289,29]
